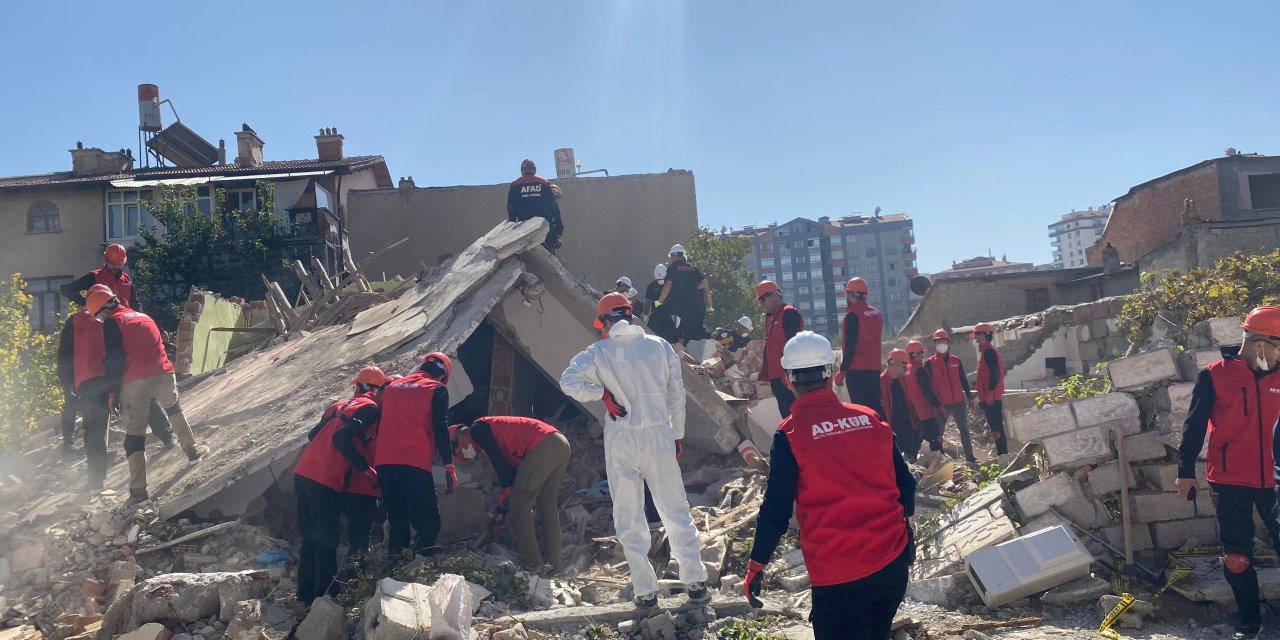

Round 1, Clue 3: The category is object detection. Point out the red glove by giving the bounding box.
[444,464,458,494]
[675,440,684,460]
[497,487,512,506]
[602,391,628,420]
[362,467,379,486]
[833,370,846,386]
[744,560,765,608]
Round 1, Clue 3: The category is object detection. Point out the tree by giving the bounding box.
[131,182,289,329]
[0,273,62,451]
[684,227,759,335]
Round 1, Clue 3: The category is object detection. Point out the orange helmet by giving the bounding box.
[755,280,781,301]
[931,329,949,342]
[595,292,633,329]
[384,374,403,384]
[104,243,128,265]
[844,277,868,294]
[420,352,452,383]
[352,365,387,387]
[1242,306,1280,338]
[971,323,995,336]
[887,348,910,365]
[905,340,926,356]
[87,283,115,297]
[85,289,118,316]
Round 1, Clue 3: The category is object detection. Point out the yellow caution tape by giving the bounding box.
[1099,592,1136,640]
[1110,558,1131,596]
[1153,560,1192,601]
[1172,545,1223,557]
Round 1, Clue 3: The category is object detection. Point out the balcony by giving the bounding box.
[905,267,919,277]
[903,250,917,261]
[901,235,914,245]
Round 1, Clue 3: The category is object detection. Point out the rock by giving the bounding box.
[639,612,676,640]
[225,599,261,640]
[777,574,810,592]
[96,571,272,640]
[118,623,172,640]
[1099,594,1154,630]
[358,578,431,640]
[962,631,992,640]
[617,620,636,636]
[295,597,344,640]
[491,624,528,640]
[464,581,492,615]
[519,571,555,609]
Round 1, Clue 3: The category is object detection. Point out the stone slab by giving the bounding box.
[1086,461,1136,495]
[1208,317,1243,346]
[1014,473,1079,519]
[1151,517,1220,550]
[1139,463,1205,492]
[1131,491,1214,523]
[1006,403,1076,443]
[1109,348,1180,390]
[1102,523,1154,553]
[1071,393,1140,430]
[1122,431,1170,463]
[1043,426,1111,469]
[905,573,968,606]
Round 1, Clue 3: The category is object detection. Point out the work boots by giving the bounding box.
[125,489,149,506]
[126,450,148,496]
[634,592,658,616]
[686,582,711,605]
[185,445,210,461]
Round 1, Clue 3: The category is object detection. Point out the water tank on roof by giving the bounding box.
[554,148,576,179]
[138,84,162,132]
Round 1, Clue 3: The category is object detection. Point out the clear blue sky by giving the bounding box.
[3,1,1278,273]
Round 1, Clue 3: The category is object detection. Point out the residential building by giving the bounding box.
[1049,205,1110,269]
[931,255,1034,281]
[735,213,917,337]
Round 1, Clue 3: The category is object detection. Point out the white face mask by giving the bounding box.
[460,443,477,460]
[1256,354,1271,372]
[935,343,949,354]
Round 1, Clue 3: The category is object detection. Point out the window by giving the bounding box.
[226,188,257,212]
[795,255,807,264]
[796,271,808,280]
[812,299,826,310]
[871,279,880,288]
[865,248,878,258]
[782,272,793,282]
[885,245,898,255]
[776,228,790,237]
[793,240,804,249]
[810,269,822,279]
[1250,174,1280,209]
[901,228,913,237]
[888,277,900,287]
[847,249,858,259]
[796,301,811,310]
[830,236,842,245]
[832,266,844,277]
[893,309,904,319]
[27,201,60,233]
[807,238,820,247]
[798,286,810,295]
[24,276,73,332]
[888,261,897,271]
[890,293,902,302]
[867,262,879,273]
[780,256,792,266]
[106,190,156,241]
[761,243,774,252]
[759,258,775,268]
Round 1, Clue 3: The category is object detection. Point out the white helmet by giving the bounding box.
[654,264,667,280]
[617,276,633,287]
[781,331,836,382]
[737,316,753,331]
[669,244,686,255]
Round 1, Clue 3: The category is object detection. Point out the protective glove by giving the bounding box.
[675,440,684,460]
[602,391,628,420]
[444,464,458,495]
[362,467,379,487]
[744,560,766,608]
[554,237,563,249]
[833,370,846,386]
[497,487,512,506]
[707,306,715,313]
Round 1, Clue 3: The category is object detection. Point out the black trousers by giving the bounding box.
[891,419,920,462]
[918,417,942,453]
[770,379,797,418]
[810,537,911,640]
[295,475,342,605]
[1214,483,1280,628]
[377,464,440,558]
[77,378,116,482]
[941,402,976,462]
[979,399,1008,455]
[60,387,78,447]
[843,370,884,419]
[342,493,379,557]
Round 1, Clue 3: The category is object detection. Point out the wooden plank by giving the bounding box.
[343,251,373,292]
[292,260,321,301]
[310,257,335,291]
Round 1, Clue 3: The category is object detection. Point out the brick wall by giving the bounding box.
[1088,163,1222,265]
[1136,217,1280,273]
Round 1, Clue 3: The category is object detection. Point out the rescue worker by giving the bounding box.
[451,416,572,570]
[375,352,456,558]
[924,329,978,463]
[56,285,125,487]
[614,276,639,301]
[560,293,710,612]
[712,316,753,354]
[656,245,712,347]
[744,331,915,639]
[90,289,207,505]
[880,349,920,461]
[755,280,805,417]
[972,323,1008,455]
[644,264,666,322]
[61,243,139,310]
[1176,307,1280,640]
[293,366,386,604]
[905,340,944,454]
[506,159,564,253]
[833,277,885,418]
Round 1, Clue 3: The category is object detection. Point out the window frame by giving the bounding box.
[24,275,74,332]
[105,189,157,242]
[27,201,61,233]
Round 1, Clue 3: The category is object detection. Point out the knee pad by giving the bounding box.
[165,401,183,416]
[124,434,147,456]
[1224,553,1251,574]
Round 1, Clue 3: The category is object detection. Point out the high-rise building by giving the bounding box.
[1049,205,1111,269]
[735,213,917,337]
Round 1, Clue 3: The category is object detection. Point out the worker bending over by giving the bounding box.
[712,316,753,354]
[924,330,978,463]
[972,323,1007,455]
[755,280,805,417]
[834,277,884,418]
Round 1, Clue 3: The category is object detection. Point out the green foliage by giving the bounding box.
[584,624,617,639]
[714,617,787,640]
[0,274,62,451]
[1116,249,1280,344]
[131,183,289,329]
[975,461,1006,490]
[686,227,759,334]
[1035,373,1112,408]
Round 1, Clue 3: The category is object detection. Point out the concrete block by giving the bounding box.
[360,578,431,640]
[1071,393,1140,430]
[1139,463,1204,492]
[1040,575,1112,606]
[1042,426,1111,469]
[905,573,968,606]
[1006,403,1076,443]
[1014,473,1079,519]
[1151,517,1220,550]
[1192,349,1222,370]
[1131,491,1214,523]
[1103,524,1154,552]
[118,623,171,640]
[1109,348,1180,390]
[295,597,344,640]
[1122,432,1170,462]
[1208,317,1243,346]
[1086,461,1136,495]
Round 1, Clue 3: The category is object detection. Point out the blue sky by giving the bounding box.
[2,1,1278,273]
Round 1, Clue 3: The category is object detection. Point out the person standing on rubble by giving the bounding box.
[61,243,139,310]
[656,244,712,348]
[905,340,944,454]
[924,329,978,463]
[293,366,387,604]
[643,264,667,322]
[971,323,1007,456]
[744,331,915,638]
[450,416,571,571]
[90,289,208,505]
[880,349,921,461]
[559,293,710,613]
[507,159,564,253]
[755,280,805,417]
[375,353,456,559]
[833,277,885,418]
[1176,307,1280,640]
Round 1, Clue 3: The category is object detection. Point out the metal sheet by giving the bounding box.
[210,170,333,182]
[109,177,211,188]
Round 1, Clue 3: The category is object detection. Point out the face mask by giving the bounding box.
[1256,354,1272,372]
[936,343,949,354]
[460,444,477,460]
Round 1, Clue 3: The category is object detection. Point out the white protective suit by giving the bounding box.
[559,320,707,596]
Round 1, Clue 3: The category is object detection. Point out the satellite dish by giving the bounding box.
[909,275,932,296]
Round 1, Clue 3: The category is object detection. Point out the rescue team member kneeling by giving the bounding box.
[1176,306,1280,640]
[293,366,386,605]
[744,331,915,640]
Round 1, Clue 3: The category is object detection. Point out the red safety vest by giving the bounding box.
[779,388,908,586]
[476,416,558,469]
[879,371,917,431]
[905,363,936,422]
[106,309,174,384]
[93,268,133,309]
[976,343,1004,404]
[759,304,804,382]
[374,371,444,471]
[295,394,381,497]
[842,300,884,372]
[927,352,966,406]
[1205,359,1280,489]
[72,310,106,390]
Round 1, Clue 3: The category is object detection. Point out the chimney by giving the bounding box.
[217,139,227,165]
[235,124,264,167]
[70,143,133,176]
[315,127,344,161]
[398,176,415,195]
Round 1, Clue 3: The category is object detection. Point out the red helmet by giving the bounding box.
[104,243,128,265]
[971,323,995,337]
[595,292,633,329]
[905,340,926,356]
[754,280,781,301]
[420,352,452,383]
[931,329,949,342]
[887,349,910,365]
[1242,306,1280,339]
[352,365,387,387]
[844,277,869,294]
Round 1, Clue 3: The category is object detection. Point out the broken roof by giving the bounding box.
[0,156,393,191]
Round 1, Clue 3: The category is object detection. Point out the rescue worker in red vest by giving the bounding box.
[294,366,386,604]
[905,340,944,454]
[89,289,208,505]
[744,331,915,639]
[61,243,139,310]
[833,277,885,419]
[755,280,805,417]
[924,329,978,463]
[560,294,710,612]
[375,352,455,558]
[972,323,1008,456]
[507,159,564,253]
[451,417,572,570]
[1176,307,1280,640]
[880,349,921,461]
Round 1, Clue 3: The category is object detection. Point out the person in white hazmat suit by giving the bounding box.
[560,292,710,612]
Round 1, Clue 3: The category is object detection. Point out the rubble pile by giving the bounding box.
[687,340,764,402]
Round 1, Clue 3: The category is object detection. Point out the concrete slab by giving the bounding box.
[1151,517,1219,550]
[1102,523,1154,552]
[905,573,968,606]
[1173,561,1280,604]
[1139,463,1205,492]
[1208,317,1243,346]
[1042,426,1111,469]
[1122,432,1170,462]
[1006,403,1077,443]
[1014,473,1079,519]
[1070,393,1140,431]
[1086,461,1136,496]
[511,595,790,632]
[1109,348,1180,390]
[1130,490,1214,523]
